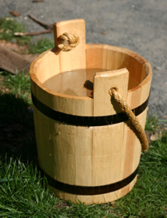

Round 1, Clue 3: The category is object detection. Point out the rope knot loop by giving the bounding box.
[57,32,80,52]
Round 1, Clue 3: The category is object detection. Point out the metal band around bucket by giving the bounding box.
[39,165,138,195]
[31,91,149,127]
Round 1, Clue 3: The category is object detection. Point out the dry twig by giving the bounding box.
[14,29,53,36]
[14,14,53,36]
[28,14,53,29]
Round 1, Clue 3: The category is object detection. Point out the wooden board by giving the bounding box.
[93,68,129,116]
[53,19,86,72]
[0,45,31,74]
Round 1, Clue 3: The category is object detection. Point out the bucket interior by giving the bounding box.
[36,46,149,97]
[43,68,106,97]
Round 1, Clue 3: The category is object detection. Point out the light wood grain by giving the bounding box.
[30,23,152,204]
[53,19,86,96]
[93,68,129,116]
[48,176,137,204]
[53,19,86,72]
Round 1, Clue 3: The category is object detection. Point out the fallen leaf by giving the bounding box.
[154,66,161,71]
[150,132,162,141]
[10,11,21,17]
[33,0,44,2]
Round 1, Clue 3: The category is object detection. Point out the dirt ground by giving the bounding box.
[0,0,167,117]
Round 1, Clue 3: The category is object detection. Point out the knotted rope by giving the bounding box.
[57,32,80,52]
[109,88,149,151]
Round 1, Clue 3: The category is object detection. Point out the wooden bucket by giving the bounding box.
[30,19,152,204]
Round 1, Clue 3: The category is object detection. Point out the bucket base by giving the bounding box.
[47,176,137,205]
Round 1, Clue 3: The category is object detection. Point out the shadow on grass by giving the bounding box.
[0,92,37,164]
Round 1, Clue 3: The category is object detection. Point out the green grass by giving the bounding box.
[145,115,159,132]
[0,72,167,217]
[29,38,54,54]
[0,17,54,54]
[0,71,31,94]
[0,157,60,218]
[0,17,31,45]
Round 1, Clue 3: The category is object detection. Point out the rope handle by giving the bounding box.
[57,32,80,52]
[109,88,149,151]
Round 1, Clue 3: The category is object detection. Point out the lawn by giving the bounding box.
[0,18,167,218]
